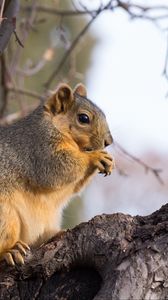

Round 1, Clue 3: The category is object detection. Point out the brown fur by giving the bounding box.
[0,83,114,265]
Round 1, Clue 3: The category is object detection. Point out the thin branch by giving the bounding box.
[8,87,44,101]
[115,1,168,81]
[0,103,38,124]
[0,54,8,117]
[126,4,168,12]
[163,32,168,80]
[22,3,168,18]
[0,0,6,25]
[43,0,168,89]
[114,141,164,185]
[9,0,37,75]
[0,0,20,54]
[44,17,96,88]
[22,5,101,17]
[17,48,54,77]
[116,1,168,22]
[45,1,113,88]
[13,30,24,48]
[116,1,168,14]
[116,165,128,177]
[78,0,96,17]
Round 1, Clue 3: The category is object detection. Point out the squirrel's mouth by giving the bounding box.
[83,147,93,152]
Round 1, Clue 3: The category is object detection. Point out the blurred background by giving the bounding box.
[1,0,168,228]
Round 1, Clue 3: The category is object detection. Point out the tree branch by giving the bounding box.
[21,5,99,17]
[44,17,96,88]
[1,204,168,299]
[114,141,163,184]
[0,0,19,54]
[13,30,24,48]
[22,3,168,19]
[0,54,8,117]
[8,87,44,101]
[0,0,6,25]
[0,103,38,124]
[116,1,168,21]
[44,1,113,88]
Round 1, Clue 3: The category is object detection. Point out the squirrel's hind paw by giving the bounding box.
[0,241,30,266]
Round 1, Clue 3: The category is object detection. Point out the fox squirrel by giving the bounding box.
[0,83,114,265]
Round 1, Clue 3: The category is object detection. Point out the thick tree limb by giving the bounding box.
[1,204,168,299]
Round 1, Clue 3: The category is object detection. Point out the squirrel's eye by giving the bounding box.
[78,113,90,124]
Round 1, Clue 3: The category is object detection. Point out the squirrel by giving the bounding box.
[0,83,114,266]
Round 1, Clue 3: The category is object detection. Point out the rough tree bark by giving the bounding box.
[0,204,168,300]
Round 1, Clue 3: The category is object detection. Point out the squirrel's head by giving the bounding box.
[44,83,113,151]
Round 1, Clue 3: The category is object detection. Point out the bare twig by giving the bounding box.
[163,32,168,80]
[116,1,168,19]
[8,87,45,101]
[0,0,19,54]
[21,1,168,90]
[17,48,54,77]
[116,165,128,177]
[0,103,38,125]
[114,141,163,184]
[45,1,113,88]
[22,3,168,19]
[22,5,101,17]
[0,54,8,117]
[44,16,96,88]
[9,0,37,75]
[13,30,24,48]
[0,0,6,25]
[115,1,168,81]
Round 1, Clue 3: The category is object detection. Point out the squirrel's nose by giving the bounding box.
[104,134,113,147]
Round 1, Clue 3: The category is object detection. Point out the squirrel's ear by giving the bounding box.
[73,83,87,97]
[44,84,74,115]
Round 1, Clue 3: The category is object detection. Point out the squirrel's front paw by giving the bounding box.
[90,151,115,176]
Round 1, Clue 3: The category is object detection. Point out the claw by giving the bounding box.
[3,252,15,266]
[0,241,30,266]
[16,241,30,251]
[15,243,27,255]
[10,249,24,265]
